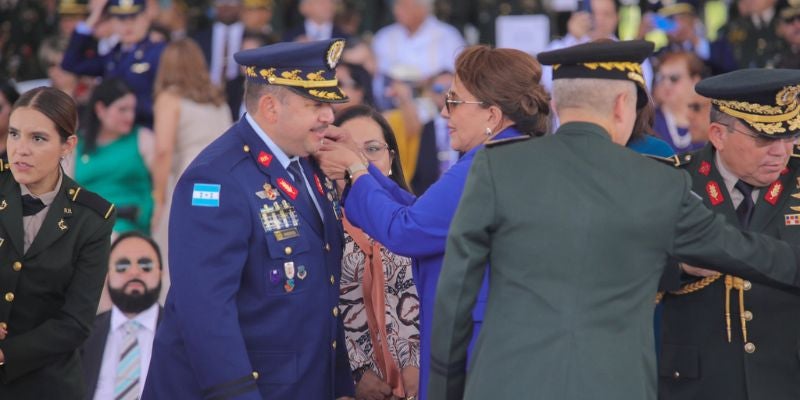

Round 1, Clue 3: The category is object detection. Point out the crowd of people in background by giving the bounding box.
[2,0,800,399]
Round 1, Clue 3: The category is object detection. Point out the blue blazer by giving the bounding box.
[142,118,354,399]
[343,126,523,400]
[61,32,165,128]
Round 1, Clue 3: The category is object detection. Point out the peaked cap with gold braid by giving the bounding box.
[695,68,800,138]
[536,40,654,109]
[107,0,145,16]
[234,38,349,103]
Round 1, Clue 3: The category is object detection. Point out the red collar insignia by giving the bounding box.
[258,151,273,167]
[276,178,298,200]
[706,181,724,206]
[698,161,711,176]
[781,167,789,175]
[314,174,325,195]
[764,181,783,205]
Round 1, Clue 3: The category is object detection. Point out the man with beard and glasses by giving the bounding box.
[80,231,163,400]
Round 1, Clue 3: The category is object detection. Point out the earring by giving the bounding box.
[485,127,493,136]
[388,168,393,176]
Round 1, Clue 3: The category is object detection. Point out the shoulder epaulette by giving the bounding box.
[67,186,115,219]
[791,144,800,159]
[485,135,531,148]
[644,153,692,168]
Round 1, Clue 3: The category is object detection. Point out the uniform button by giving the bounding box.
[333,307,339,317]
[4,292,14,302]
[12,261,21,271]
[743,311,753,321]
[243,144,250,153]
[330,275,335,285]
[284,246,292,255]
[68,188,76,196]
[252,371,259,380]
[743,280,752,291]
[673,371,680,379]
[744,342,756,353]
[332,340,337,350]
[325,243,331,251]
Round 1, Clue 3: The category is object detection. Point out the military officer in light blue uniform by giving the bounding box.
[61,0,165,128]
[142,39,355,400]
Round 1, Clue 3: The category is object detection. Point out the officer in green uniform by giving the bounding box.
[718,0,785,68]
[0,87,115,398]
[428,40,800,400]
[659,68,800,400]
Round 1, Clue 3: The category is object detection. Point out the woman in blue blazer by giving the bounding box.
[317,45,551,399]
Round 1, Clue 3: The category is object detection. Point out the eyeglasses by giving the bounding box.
[114,257,156,273]
[782,15,800,24]
[445,91,485,114]
[361,141,391,161]
[655,73,684,84]
[688,102,704,113]
[722,123,800,146]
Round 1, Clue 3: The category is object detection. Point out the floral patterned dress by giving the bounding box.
[339,230,421,383]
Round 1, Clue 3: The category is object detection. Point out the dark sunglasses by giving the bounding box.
[114,257,156,273]
[782,15,800,24]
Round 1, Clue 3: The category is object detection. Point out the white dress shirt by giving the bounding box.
[93,304,159,400]
[304,20,334,40]
[715,152,760,208]
[210,21,244,85]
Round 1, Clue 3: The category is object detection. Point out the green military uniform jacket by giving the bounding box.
[659,144,800,400]
[0,166,115,399]
[721,14,784,68]
[428,122,800,400]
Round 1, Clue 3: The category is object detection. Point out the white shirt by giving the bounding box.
[372,16,465,81]
[244,114,323,216]
[210,21,244,85]
[304,19,334,41]
[93,304,159,400]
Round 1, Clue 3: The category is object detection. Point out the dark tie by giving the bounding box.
[21,194,46,216]
[735,180,755,228]
[287,160,323,232]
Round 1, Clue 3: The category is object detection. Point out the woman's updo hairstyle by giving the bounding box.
[455,45,550,136]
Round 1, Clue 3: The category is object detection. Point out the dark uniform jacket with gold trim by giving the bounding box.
[142,117,354,399]
[61,31,165,127]
[428,122,800,400]
[0,167,115,399]
[720,14,784,69]
[659,144,800,400]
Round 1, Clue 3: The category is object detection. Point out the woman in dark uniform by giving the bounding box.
[0,87,115,398]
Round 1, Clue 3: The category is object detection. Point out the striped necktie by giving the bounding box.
[114,320,142,400]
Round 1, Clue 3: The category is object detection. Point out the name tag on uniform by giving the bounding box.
[192,184,221,207]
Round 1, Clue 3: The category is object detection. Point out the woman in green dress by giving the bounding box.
[74,78,154,234]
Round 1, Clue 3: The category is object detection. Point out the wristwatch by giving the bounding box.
[345,162,368,185]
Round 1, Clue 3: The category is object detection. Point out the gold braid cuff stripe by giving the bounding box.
[245,67,339,89]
